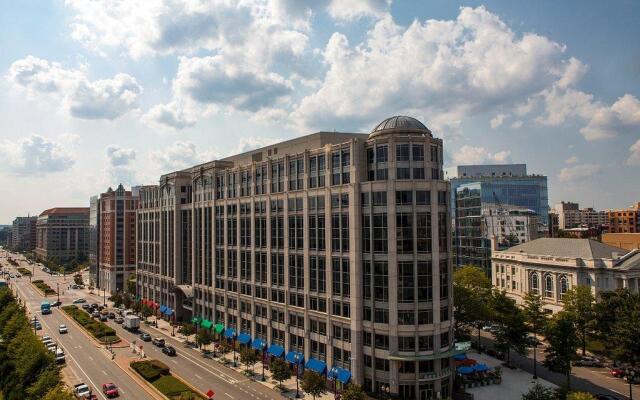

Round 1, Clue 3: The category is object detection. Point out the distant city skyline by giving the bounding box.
[1,0,639,223]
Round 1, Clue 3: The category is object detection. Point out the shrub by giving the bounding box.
[61,305,120,343]
[153,375,191,396]
[131,360,170,382]
[32,280,56,295]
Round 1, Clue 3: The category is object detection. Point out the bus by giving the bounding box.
[41,301,51,315]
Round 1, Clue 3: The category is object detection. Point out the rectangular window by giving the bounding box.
[374,261,388,302]
[397,167,411,180]
[398,262,414,303]
[396,190,412,205]
[373,214,388,253]
[416,190,430,205]
[416,212,432,253]
[396,213,413,253]
[412,144,424,161]
[396,144,410,161]
[418,261,433,302]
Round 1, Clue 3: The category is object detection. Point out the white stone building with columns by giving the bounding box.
[492,238,640,313]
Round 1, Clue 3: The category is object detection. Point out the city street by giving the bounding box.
[1,251,282,400]
[475,330,634,399]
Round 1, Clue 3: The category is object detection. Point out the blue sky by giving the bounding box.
[0,0,639,223]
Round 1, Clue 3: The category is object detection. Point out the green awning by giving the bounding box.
[214,323,224,334]
[192,316,202,325]
[201,319,213,329]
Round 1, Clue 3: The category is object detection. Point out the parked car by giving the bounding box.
[41,335,51,342]
[58,324,68,334]
[91,303,99,309]
[114,317,124,324]
[574,356,604,368]
[102,383,119,398]
[50,301,62,307]
[92,311,100,318]
[610,368,625,378]
[139,332,151,342]
[152,337,165,347]
[108,312,116,319]
[82,304,91,310]
[71,284,78,289]
[99,314,108,322]
[73,298,86,304]
[74,383,91,398]
[162,345,176,356]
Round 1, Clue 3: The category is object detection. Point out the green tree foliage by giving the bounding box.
[566,392,596,400]
[453,265,492,341]
[141,304,153,321]
[109,292,124,307]
[523,291,547,336]
[269,358,291,389]
[41,386,76,400]
[490,290,528,366]
[300,371,327,400]
[126,273,137,294]
[340,384,366,400]
[592,289,640,367]
[562,286,594,356]
[544,312,579,390]
[178,323,196,337]
[521,383,558,400]
[0,288,66,400]
[197,329,214,349]
[240,347,258,372]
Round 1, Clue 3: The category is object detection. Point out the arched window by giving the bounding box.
[559,275,569,300]
[530,272,539,293]
[544,274,554,298]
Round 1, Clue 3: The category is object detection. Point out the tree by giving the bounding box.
[522,291,548,378]
[521,383,558,400]
[593,289,640,367]
[490,290,528,366]
[179,323,196,338]
[240,347,258,373]
[197,329,214,350]
[544,312,579,390]
[562,286,595,356]
[42,386,76,400]
[126,273,136,294]
[109,292,124,308]
[566,393,596,400]
[269,357,291,390]
[140,304,153,321]
[300,371,327,400]
[341,384,366,400]
[453,265,492,342]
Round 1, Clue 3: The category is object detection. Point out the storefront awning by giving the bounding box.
[224,327,236,339]
[159,305,167,313]
[328,367,351,384]
[200,319,213,329]
[252,338,266,351]
[214,323,225,334]
[267,344,284,357]
[306,358,327,375]
[237,332,251,345]
[286,351,304,365]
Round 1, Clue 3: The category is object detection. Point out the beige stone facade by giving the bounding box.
[493,238,640,313]
[136,117,454,399]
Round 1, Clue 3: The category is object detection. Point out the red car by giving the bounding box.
[610,368,625,378]
[102,383,119,397]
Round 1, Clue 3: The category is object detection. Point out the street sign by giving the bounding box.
[206,389,215,398]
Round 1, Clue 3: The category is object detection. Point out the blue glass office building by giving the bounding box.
[451,164,549,273]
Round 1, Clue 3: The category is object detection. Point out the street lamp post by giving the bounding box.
[232,332,237,367]
[33,315,38,334]
[171,315,175,337]
[56,282,60,304]
[630,370,635,400]
[294,353,301,399]
[103,287,106,307]
[261,346,266,381]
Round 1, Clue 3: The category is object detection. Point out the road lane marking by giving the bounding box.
[225,394,234,399]
[194,374,203,380]
[102,370,107,375]
[88,356,94,361]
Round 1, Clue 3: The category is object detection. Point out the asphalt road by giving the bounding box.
[475,330,635,399]
[2,252,150,400]
[1,250,282,400]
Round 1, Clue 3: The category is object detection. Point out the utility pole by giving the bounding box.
[57,282,60,304]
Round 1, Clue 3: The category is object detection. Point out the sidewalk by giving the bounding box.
[465,350,557,400]
[144,318,341,400]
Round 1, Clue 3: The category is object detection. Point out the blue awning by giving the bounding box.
[237,332,251,345]
[224,327,236,339]
[306,358,327,375]
[329,367,351,384]
[252,338,266,351]
[286,351,304,365]
[453,353,467,361]
[165,308,174,316]
[267,344,284,357]
[159,305,167,313]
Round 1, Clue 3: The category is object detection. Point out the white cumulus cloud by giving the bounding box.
[0,134,75,175]
[490,113,506,129]
[149,141,220,172]
[7,56,142,120]
[105,145,137,185]
[627,139,640,166]
[557,163,602,183]
[452,145,512,166]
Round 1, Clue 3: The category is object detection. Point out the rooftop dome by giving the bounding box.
[369,116,431,139]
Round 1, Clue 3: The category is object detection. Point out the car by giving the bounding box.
[102,382,119,398]
[73,298,86,304]
[35,322,42,330]
[74,383,91,398]
[15,273,21,278]
[139,332,151,341]
[610,368,625,378]
[162,345,177,356]
[97,305,105,311]
[91,303,99,309]
[82,303,91,310]
[108,312,116,319]
[574,356,604,368]
[152,337,165,347]
[41,335,52,342]
[46,343,57,352]
[58,324,68,334]
[50,301,62,307]
[114,317,124,324]
[99,314,108,322]
[71,284,78,289]
[42,339,54,347]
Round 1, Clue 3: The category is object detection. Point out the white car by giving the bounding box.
[41,335,52,342]
[58,324,68,334]
[74,383,91,398]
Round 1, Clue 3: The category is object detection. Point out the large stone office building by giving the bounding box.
[10,216,37,251]
[35,207,90,263]
[136,116,454,399]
